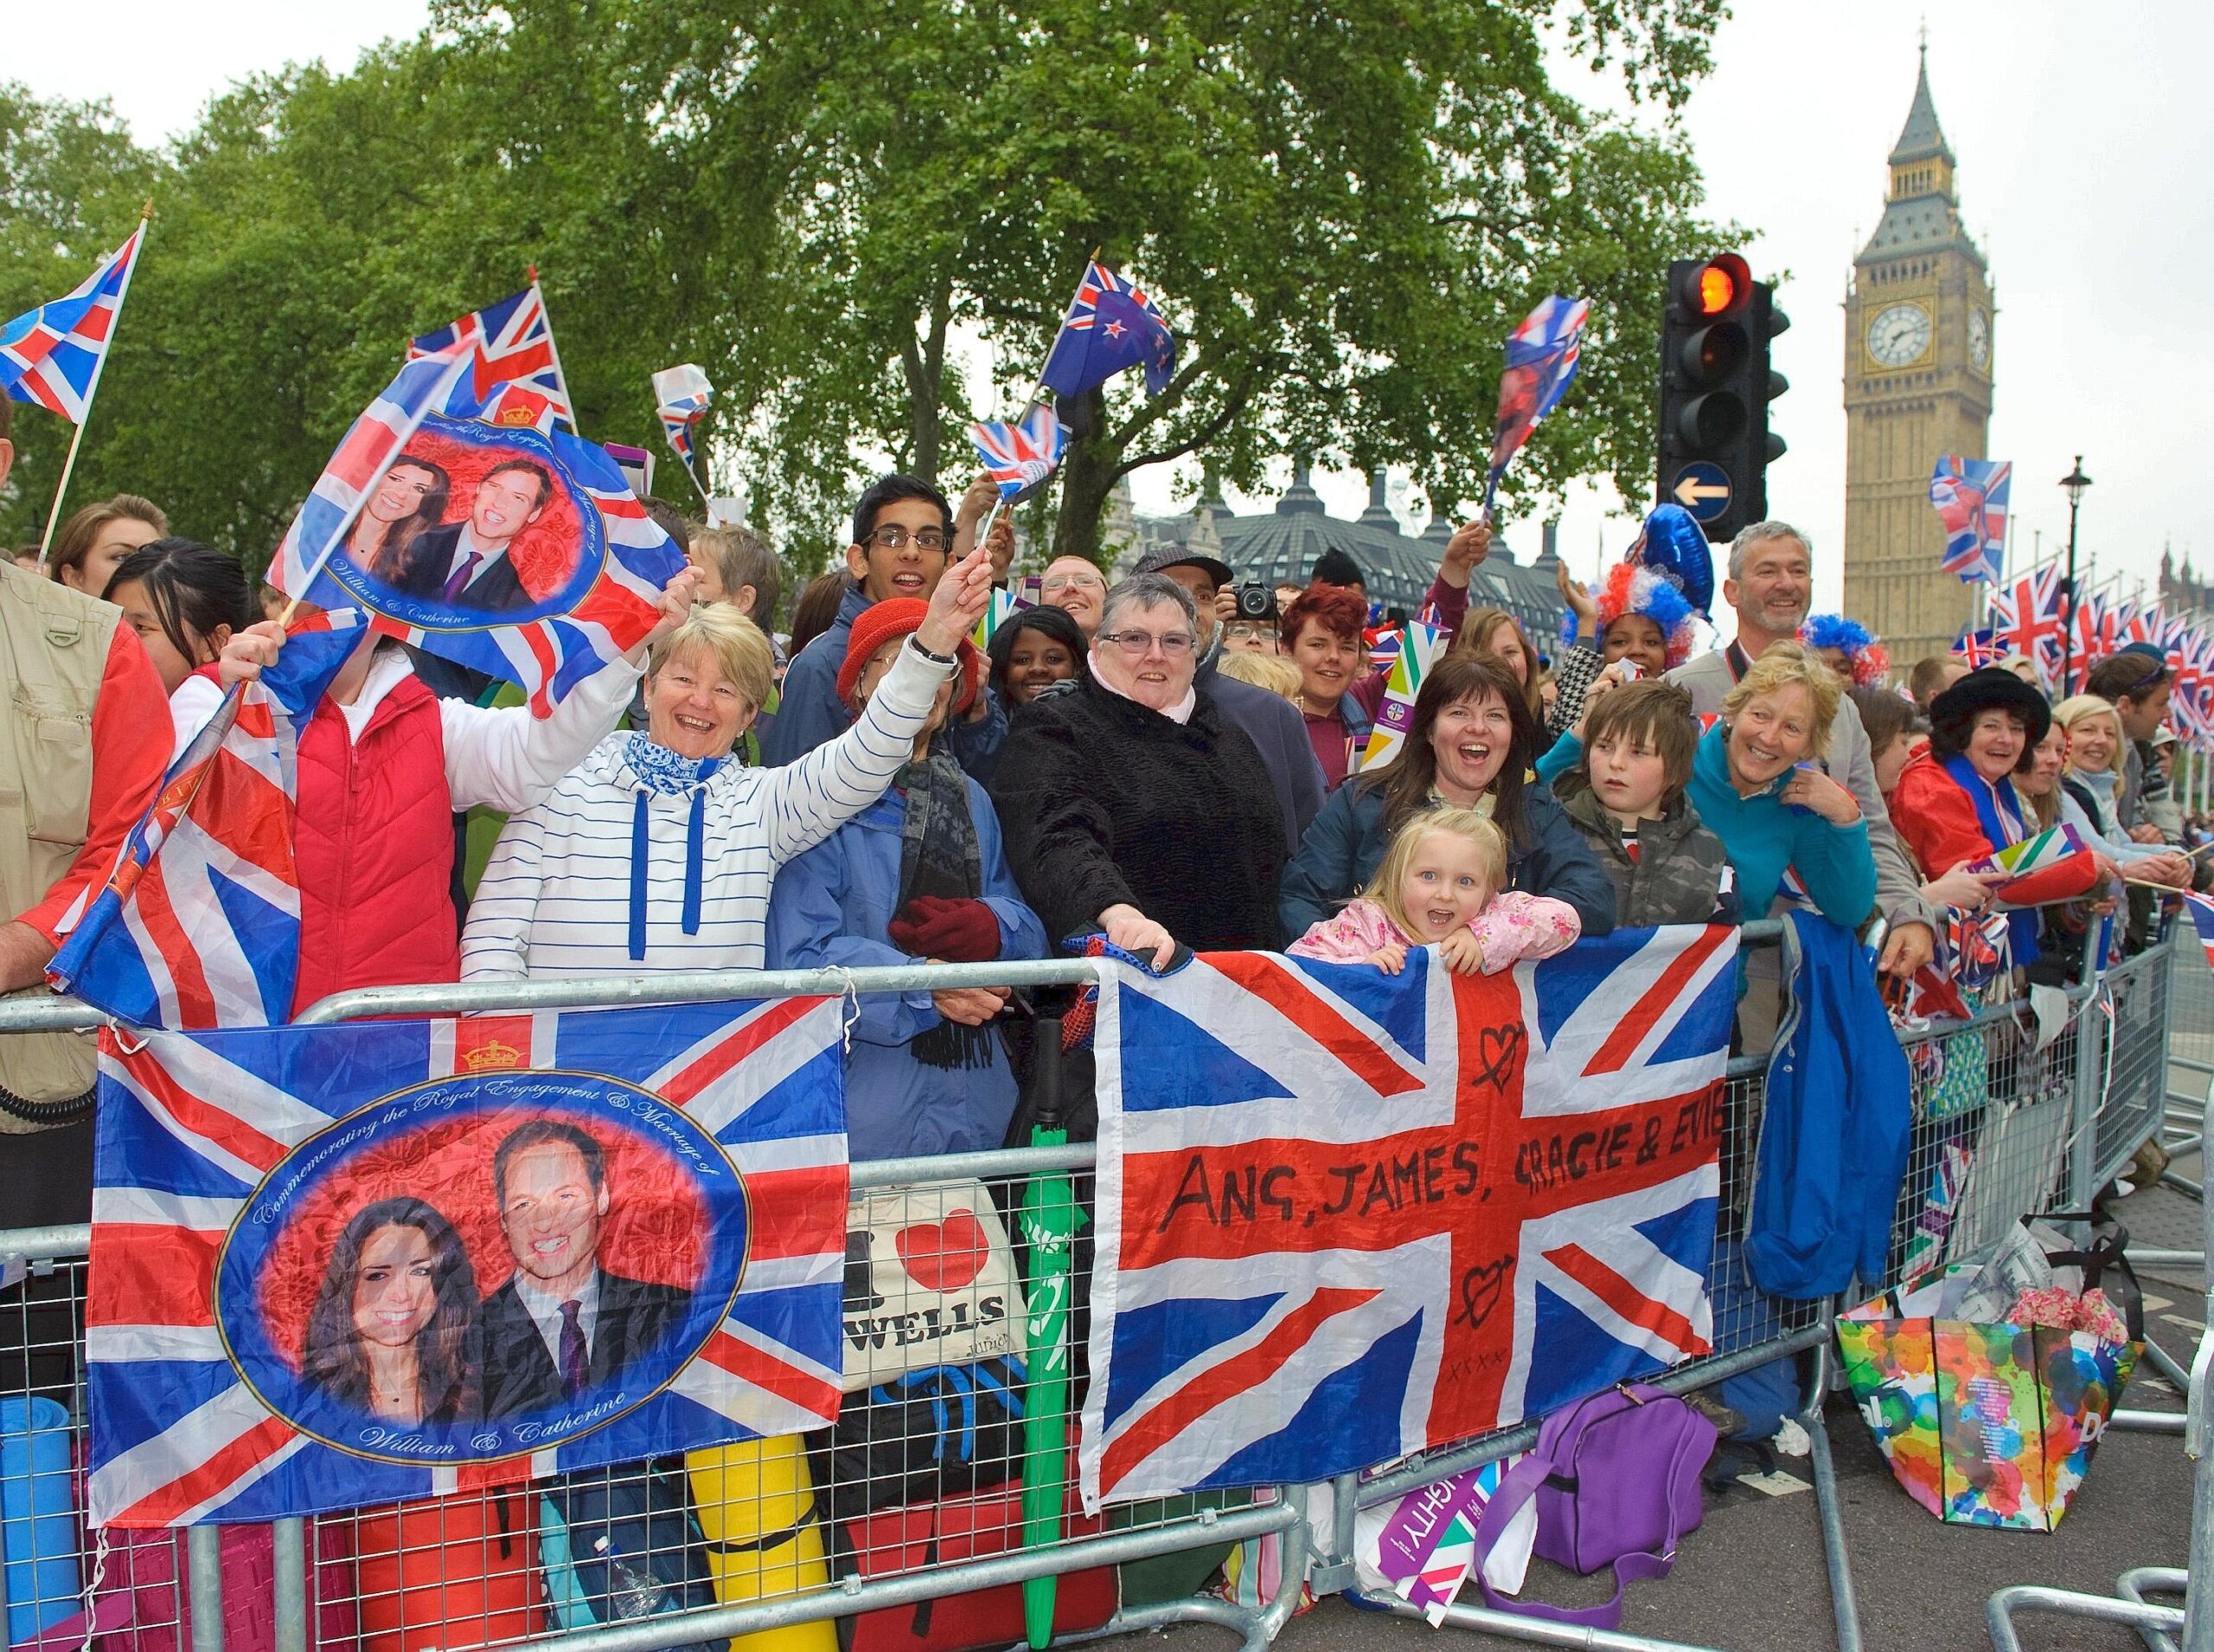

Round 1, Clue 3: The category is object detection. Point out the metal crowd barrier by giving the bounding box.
[0,919,2198,1652]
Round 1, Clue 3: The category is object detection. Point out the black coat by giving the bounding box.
[479,1271,693,1418]
[386,522,534,614]
[990,672,1289,951]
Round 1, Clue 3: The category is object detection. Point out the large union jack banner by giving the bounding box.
[1080,927,1736,1510]
[87,998,846,1526]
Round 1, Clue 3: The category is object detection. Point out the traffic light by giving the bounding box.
[1655,254,1790,543]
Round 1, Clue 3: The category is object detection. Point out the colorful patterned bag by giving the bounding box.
[1837,1277,2137,1531]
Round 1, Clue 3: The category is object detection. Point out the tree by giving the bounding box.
[583,0,1732,560]
[2,0,1732,590]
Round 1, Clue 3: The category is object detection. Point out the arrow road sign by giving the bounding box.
[1671,460,1732,522]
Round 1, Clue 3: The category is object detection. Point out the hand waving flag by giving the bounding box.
[1484,297,1590,513]
[48,611,371,1029]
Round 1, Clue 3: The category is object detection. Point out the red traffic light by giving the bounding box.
[1680,253,1752,319]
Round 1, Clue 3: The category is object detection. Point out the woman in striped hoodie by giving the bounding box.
[460,543,994,979]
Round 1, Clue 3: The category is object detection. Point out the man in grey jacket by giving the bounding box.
[1666,520,1937,981]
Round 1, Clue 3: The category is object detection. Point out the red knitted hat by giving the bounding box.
[837,598,981,713]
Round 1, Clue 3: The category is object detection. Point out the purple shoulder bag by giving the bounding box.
[1468,1382,1715,1630]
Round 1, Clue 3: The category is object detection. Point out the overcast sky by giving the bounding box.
[13,1,2210,628]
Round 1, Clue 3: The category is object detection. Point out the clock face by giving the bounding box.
[1866,303,1932,368]
[1968,309,1991,370]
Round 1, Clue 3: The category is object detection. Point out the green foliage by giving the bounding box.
[0,0,1730,594]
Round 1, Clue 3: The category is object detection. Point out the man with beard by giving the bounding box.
[1667,520,1936,982]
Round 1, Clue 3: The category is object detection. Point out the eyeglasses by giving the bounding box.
[1041,572,1105,594]
[1224,623,1276,641]
[867,525,949,554]
[1097,629,1197,657]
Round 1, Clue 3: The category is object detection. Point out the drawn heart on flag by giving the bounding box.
[895,1210,989,1291]
[1455,1254,1514,1329]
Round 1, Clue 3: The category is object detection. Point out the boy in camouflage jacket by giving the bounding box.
[1553,678,1739,927]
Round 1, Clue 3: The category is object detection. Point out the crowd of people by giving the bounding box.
[3,389,2199,1230]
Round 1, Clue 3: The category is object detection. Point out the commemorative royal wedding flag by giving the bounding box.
[1079,926,1737,1510]
[86,997,847,1526]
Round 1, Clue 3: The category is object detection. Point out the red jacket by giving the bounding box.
[1889,749,2101,907]
[290,672,459,1014]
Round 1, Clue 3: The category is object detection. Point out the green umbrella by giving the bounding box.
[1019,1013,1088,1649]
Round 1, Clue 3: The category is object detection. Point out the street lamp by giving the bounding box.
[2059,455,2092,684]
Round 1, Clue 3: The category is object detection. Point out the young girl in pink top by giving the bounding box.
[1289,806,1580,975]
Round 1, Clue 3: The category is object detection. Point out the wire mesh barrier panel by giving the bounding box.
[3,929,2201,1652]
[0,1165,1282,1652]
[2088,944,2174,1194]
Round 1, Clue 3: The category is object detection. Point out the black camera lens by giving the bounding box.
[1236,583,1274,620]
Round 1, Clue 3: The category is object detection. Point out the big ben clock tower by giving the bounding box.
[1841,47,1993,666]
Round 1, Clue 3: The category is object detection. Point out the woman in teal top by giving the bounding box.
[1683,641,1877,926]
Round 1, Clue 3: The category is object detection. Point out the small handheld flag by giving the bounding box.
[1929,455,2011,585]
[1967,822,2087,880]
[1483,296,1590,514]
[1953,629,2002,668]
[968,401,1068,500]
[409,282,573,428]
[652,362,714,496]
[2183,890,2214,971]
[1038,262,1176,402]
[1,226,144,425]
[1359,621,1449,772]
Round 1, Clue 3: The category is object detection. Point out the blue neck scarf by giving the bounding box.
[1939,752,2038,967]
[623,736,726,960]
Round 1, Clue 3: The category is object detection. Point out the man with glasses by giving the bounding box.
[762,474,1008,778]
[1040,554,1109,638]
[1135,547,1324,848]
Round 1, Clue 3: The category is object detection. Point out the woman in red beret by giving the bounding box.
[765,600,1048,1159]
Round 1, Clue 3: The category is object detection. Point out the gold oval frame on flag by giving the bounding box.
[322,413,611,636]
[214,1068,748,1467]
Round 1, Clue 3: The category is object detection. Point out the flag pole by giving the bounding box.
[528,267,579,435]
[976,246,1102,554]
[36,201,153,570]
[277,349,473,627]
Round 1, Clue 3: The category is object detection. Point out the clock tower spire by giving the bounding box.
[1841,48,1994,667]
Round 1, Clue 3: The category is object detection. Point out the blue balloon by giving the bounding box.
[1631,504,1715,617]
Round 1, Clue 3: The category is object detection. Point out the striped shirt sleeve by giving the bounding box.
[758,641,952,867]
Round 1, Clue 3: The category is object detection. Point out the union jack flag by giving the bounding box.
[1079,927,1736,1509]
[1952,629,2003,667]
[652,362,713,481]
[270,363,685,715]
[408,283,574,428]
[1038,261,1177,401]
[967,400,1067,499]
[1988,564,2067,687]
[85,996,848,1526]
[0,226,144,423]
[48,613,369,1030]
[2183,892,2214,972]
[1485,295,1590,511]
[1929,456,2011,584]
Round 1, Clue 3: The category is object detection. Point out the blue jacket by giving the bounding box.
[1195,650,1327,849]
[1277,778,1616,940]
[1745,911,1912,1299]
[1685,724,1876,926]
[765,777,1047,1161]
[759,583,1008,781]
